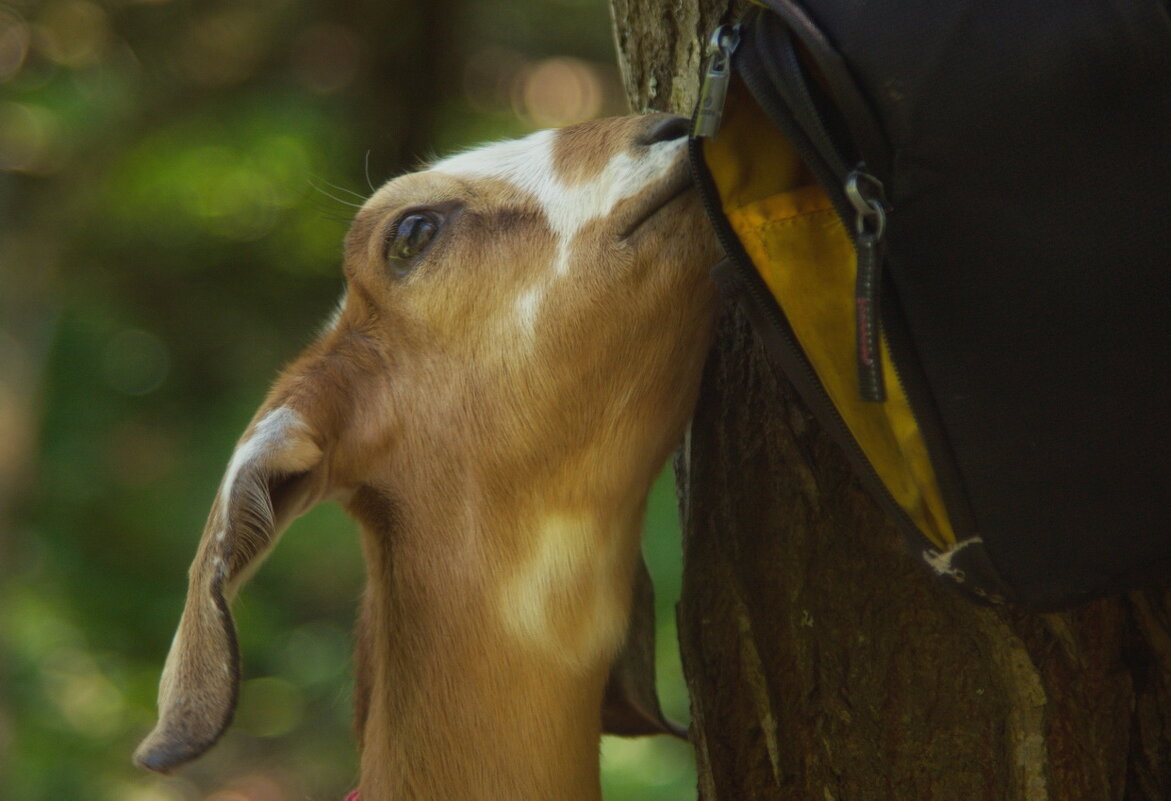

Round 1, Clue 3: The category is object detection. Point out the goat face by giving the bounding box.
[336,114,717,491]
[134,115,721,792]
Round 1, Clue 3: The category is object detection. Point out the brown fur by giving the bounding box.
[135,115,722,800]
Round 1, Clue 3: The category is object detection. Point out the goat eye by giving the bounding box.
[387,212,441,273]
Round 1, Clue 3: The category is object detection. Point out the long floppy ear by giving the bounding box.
[601,556,688,740]
[134,406,325,773]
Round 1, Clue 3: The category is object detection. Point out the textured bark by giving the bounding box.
[675,310,1171,800]
[610,0,744,114]
[610,2,1171,799]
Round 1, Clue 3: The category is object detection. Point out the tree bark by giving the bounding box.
[611,3,1171,799]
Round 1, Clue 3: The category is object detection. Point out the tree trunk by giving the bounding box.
[611,3,1171,799]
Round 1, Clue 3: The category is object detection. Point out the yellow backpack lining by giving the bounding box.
[702,81,956,549]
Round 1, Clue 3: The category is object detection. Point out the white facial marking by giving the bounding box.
[433,128,683,277]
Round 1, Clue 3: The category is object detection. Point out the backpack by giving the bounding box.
[688,0,1171,610]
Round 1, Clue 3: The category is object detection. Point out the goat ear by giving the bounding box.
[601,556,688,740]
[134,406,324,773]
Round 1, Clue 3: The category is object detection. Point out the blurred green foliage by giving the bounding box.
[0,1,696,799]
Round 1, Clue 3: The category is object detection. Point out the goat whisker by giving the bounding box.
[308,178,366,209]
[364,150,377,193]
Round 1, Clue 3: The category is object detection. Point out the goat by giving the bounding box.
[134,114,722,800]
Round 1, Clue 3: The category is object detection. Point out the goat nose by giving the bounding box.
[640,115,690,146]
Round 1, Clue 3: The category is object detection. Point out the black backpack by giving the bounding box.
[689,0,1171,610]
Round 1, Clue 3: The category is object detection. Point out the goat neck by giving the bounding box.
[134,114,721,801]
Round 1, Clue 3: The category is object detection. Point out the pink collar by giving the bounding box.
[344,791,360,801]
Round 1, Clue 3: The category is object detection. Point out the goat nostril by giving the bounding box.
[641,116,690,146]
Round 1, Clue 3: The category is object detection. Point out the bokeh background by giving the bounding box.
[0,1,697,799]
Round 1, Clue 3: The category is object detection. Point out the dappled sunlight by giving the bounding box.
[42,646,127,736]
[461,46,625,132]
[0,7,32,81]
[0,0,698,798]
[518,57,606,127]
[107,131,323,246]
[0,99,61,172]
[178,8,266,88]
[34,1,111,69]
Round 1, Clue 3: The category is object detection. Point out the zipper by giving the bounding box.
[845,170,888,402]
[756,0,892,177]
[692,25,742,139]
[689,15,983,576]
[738,11,979,541]
[690,133,962,590]
[759,19,850,180]
[687,130,919,550]
[731,16,891,403]
[688,14,939,542]
[744,17,888,401]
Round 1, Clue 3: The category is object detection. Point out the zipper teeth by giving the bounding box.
[735,37,857,242]
[749,26,966,528]
[691,18,972,555]
[688,139,748,270]
[765,22,851,178]
[738,27,889,405]
[688,19,942,544]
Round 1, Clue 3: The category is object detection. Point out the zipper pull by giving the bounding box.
[846,167,889,403]
[692,25,741,139]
